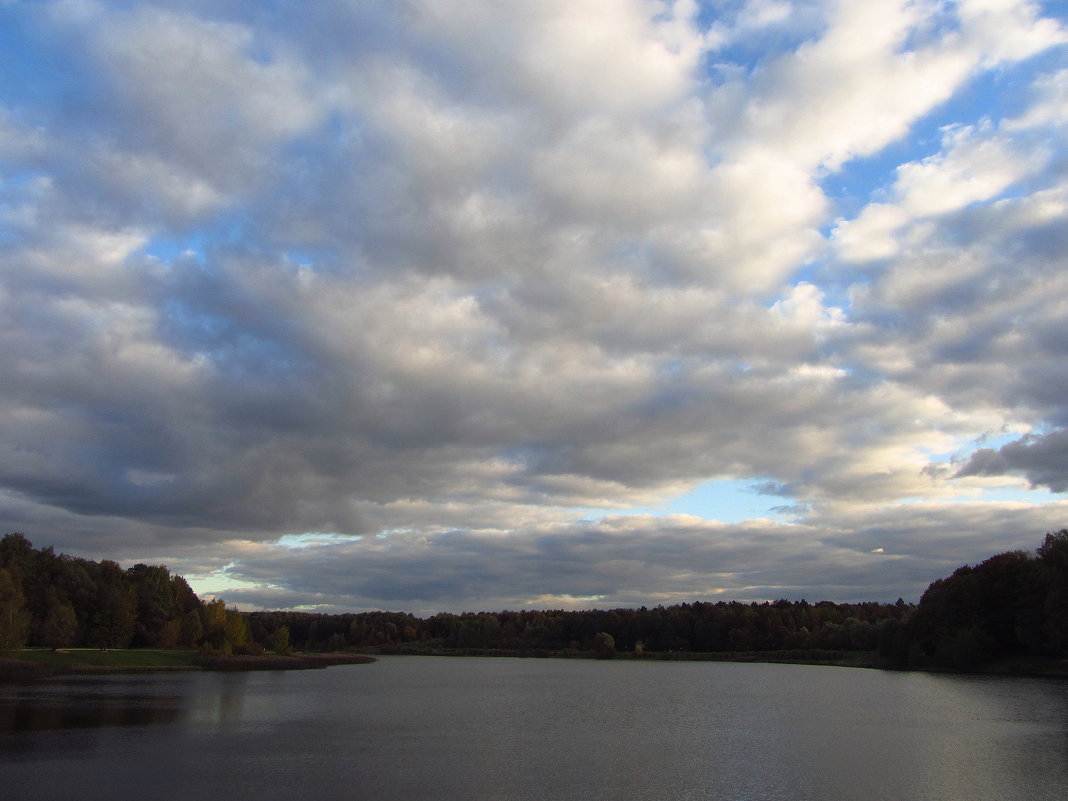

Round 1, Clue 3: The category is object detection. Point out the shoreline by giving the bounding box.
[0,651,376,682]
[361,646,1068,678]
[5,648,1066,682]
[193,653,377,671]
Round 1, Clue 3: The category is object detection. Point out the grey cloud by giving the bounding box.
[840,182,1068,431]
[202,518,862,613]
[956,429,1068,492]
[201,501,1067,614]
[2,1,1067,613]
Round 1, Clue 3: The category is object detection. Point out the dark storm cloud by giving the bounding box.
[957,429,1068,492]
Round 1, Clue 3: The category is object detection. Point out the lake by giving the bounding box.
[2,656,1066,800]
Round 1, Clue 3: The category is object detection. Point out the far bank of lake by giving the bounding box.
[4,645,1067,683]
[364,643,1068,677]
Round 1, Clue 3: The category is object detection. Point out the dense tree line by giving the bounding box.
[0,533,279,656]
[0,533,207,651]
[244,598,915,656]
[0,531,915,657]
[3,530,1067,672]
[883,529,1068,669]
[243,532,1068,668]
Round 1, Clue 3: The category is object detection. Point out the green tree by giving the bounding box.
[86,561,137,649]
[224,607,250,651]
[202,598,228,649]
[127,563,177,647]
[180,608,204,647]
[272,625,291,655]
[40,595,78,650]
[0,567,30,652]
[89,583,137,649]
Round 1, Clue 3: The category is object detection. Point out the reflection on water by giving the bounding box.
[186,672,249,728]
[0,676,185,734]
[0,672,259,735]
[0,677,185,758]
[1,659,1066,801]
[0,694,183,732]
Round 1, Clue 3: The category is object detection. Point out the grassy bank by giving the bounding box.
[194,653,376,671]
[12,648,200,672]
[0,649,375,681]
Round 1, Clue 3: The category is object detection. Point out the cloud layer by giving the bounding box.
[1,0,1066,611]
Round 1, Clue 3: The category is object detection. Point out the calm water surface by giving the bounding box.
[1,656,1066,800]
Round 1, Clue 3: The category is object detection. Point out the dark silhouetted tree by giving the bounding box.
[1037,529,1068,655]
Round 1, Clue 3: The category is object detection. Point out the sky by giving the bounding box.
[1,0,1067,615]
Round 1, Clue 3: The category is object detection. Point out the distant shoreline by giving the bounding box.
[362,645,1068,678]
[4,648,1066,683]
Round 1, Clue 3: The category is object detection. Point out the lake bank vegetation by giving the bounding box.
[0,648,376,680]
[0,648,201,680]
[2,530,1066,676]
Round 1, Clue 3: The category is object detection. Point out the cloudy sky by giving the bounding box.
[2,0,1067,614]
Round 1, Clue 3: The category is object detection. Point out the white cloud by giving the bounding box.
[832,204,910,263]
[735,0,794,31]
[710,0,981,170]
[1005,68,1068,129]
[957,0,1067,64]
[2,0,1067,612]
[833,60,1067,264]
[895,123,1048,217]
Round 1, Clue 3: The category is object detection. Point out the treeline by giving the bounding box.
[890,529,1068,669]
[0,533,248,653]
[3,530,1067,671]
[245,531,1068,670]
[245,599,913,657]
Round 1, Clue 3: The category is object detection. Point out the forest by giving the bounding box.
[2,530,1067,671]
